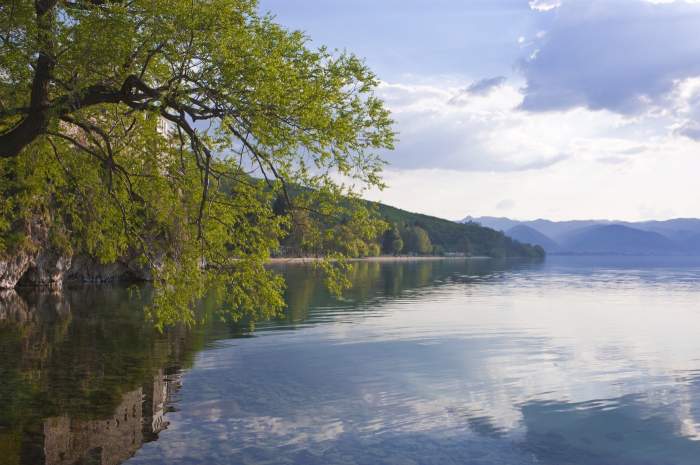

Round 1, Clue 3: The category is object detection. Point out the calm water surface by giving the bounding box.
[3,257,700,464]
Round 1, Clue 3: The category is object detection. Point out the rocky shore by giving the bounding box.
[0,246,151,290]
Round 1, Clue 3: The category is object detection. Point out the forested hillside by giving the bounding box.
[272,192,543,259]
[375,204,545,258]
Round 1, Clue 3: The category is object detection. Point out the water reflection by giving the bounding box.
[5,257,700,464]
[274,258,531,329]
[1,259,509,464]
[0,287,196,465]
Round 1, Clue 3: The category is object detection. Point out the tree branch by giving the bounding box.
[0,0,58,158]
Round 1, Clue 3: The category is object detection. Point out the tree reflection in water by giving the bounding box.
[0,287,196,465]
[0,258,511,465]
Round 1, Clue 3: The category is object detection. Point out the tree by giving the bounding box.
[392,237,404,256]
[381,226,403,255]
[402,225,432,255]
[456,235,472,256]
[367,243,381,257]
[0,0,394,326]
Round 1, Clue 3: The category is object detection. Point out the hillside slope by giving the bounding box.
[377,204,544,258]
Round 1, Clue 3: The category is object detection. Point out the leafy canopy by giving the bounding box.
[0,0,394,327]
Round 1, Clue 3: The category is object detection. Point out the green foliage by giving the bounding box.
[401,225,432,255]
[375,203,544,259]
[432,244,445,256]
[392,238,404,255]
[0,0,395,326]
[274,186,387,259]
[381,226,403,255]
[367,243,381,257]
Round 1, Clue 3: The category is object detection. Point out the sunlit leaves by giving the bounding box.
[0,0,394,327]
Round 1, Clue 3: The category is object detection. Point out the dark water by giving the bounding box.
[4,257,700,464]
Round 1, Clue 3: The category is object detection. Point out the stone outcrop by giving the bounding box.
[0,249,34,289]
[0,215,161,289]
[0,247,151,290]
[64,255,149,284]
[17,249,72,288]
[0,209,136,289]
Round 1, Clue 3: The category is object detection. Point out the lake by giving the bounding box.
[3,256,700,464]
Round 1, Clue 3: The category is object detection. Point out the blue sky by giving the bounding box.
[261,0,534,80]
[260,0,700,221]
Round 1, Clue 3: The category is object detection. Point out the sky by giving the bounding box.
[259,0,700,222]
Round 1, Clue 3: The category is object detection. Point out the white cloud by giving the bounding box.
[365,0,700,221]
[265,0,700,221]
[368,85,700,221]
[529,0,562,11]
[520,0,700,114]
[378,77,635,173]
[459,76,507,97]
[496,199,517,211]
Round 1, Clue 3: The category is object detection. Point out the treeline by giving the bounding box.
[380,224,435,255]
[275,194,545,259]
[376,203,544,258]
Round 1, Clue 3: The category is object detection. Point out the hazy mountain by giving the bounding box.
[560,224,680,255]
[678,232,700,255]
[463,216,609,240]
[462,216,521,233]
[633,219,700,242]
[506,225,560,252]
[464,216,700,255]
[521,219,610,240]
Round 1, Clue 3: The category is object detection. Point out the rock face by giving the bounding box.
[64,255,140,284]
[0,219,154,290]
[0,250,34,288]
[18,249,73,288]
[0,250,150,290]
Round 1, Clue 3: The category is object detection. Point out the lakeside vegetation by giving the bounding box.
[273,190,545,259]
[0,0,541,329]
[375,203,545,258]
[273,196,545,259]
[0,0,393,325]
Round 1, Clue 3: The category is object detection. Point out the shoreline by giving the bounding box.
[267,256,492,264]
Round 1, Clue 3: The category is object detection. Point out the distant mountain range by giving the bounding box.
[462,216,700,255]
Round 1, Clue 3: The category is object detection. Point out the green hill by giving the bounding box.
[374,202,545,259]
[267,181,544,259]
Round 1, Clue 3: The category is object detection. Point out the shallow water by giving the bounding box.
[4,257,700,464]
